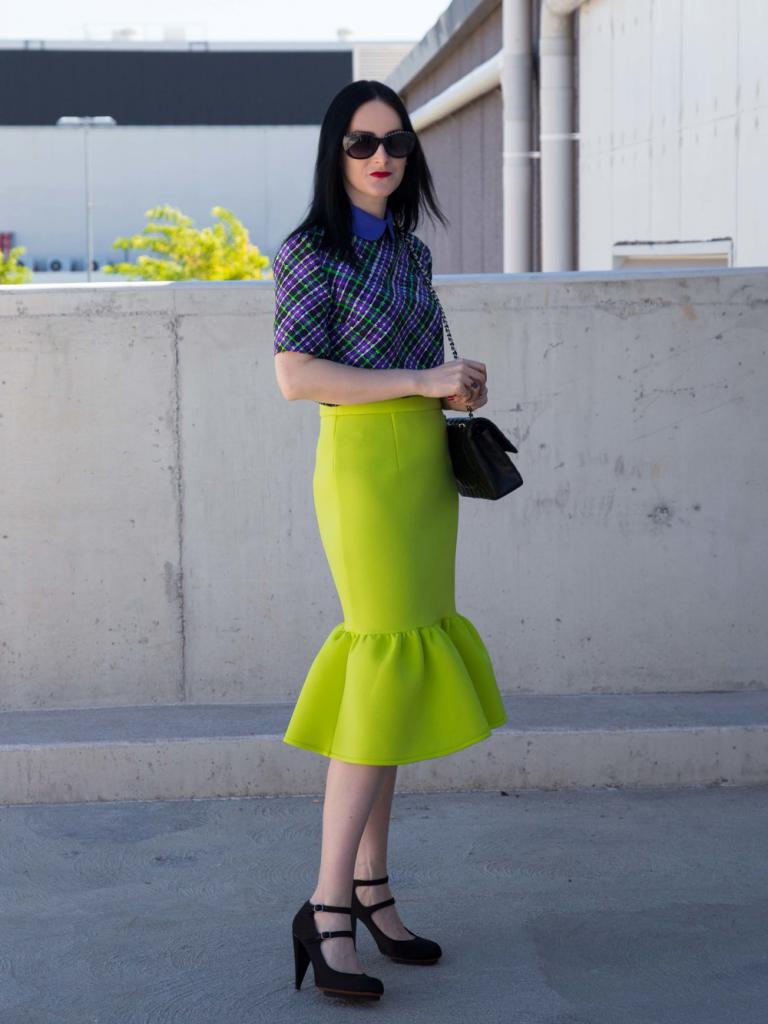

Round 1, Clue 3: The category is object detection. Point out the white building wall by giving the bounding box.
[1,125,321,274]
[578,0,768,269]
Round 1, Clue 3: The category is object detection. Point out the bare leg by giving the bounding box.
[353,765,413,940]
[308,758,388,973]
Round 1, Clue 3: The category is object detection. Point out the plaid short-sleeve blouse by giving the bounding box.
[272,203,444,405]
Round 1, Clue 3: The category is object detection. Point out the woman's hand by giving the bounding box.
[441,380,488,413]
[418,358,487,406]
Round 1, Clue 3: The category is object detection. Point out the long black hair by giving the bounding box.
[281,79,448,268]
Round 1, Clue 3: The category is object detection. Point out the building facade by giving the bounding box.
[0,39,412,279]
[387,0,767,272]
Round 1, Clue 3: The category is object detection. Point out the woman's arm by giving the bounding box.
[275,351,488,407]
[275,351,421,404]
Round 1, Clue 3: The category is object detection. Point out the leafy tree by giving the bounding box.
[103,204,273,281]
[0,245,33,284]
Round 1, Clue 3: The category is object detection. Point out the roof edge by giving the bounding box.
[385,0,499,94]
[0,38,416,52]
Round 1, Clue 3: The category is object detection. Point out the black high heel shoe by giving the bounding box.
[351,875,442,965]
[292,899,384,999]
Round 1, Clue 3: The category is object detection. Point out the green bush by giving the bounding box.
[103,204,273,281]
[0,246,33,284]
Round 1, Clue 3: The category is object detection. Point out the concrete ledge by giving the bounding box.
[1,691,766,804]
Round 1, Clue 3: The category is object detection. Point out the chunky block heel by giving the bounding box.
[291,899,384,999]
[351,875,442,965]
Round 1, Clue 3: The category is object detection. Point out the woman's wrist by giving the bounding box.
[406,368,429,397]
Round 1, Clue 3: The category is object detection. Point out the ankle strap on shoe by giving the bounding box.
[352,875,389,886]
[358,896,395,913]
[310,901,351,914]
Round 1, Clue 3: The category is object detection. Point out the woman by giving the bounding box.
[273,80,508,1001]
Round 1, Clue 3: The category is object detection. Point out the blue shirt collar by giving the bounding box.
[350,202,396,242]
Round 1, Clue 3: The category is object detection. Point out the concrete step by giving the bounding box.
[1,691,767,805]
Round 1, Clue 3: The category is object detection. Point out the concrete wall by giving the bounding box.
[1,267,766,712]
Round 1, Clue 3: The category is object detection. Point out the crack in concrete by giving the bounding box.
[168,312,186,703]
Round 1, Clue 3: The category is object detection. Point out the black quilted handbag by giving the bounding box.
[402,231,524,500]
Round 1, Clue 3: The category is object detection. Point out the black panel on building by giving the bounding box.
[1,49,353,125]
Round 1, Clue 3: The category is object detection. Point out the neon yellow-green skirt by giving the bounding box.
[282,394,508,765]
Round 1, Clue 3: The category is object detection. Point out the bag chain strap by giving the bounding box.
[400,229,474,419]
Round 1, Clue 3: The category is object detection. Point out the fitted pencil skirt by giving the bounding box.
[282,393,508,765]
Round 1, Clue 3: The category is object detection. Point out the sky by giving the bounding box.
[0,0,451,43]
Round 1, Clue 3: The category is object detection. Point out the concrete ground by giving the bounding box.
[1,783,766,1024]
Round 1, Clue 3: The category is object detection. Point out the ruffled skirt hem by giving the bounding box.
[281,727,505,766]
[282,611,508,766]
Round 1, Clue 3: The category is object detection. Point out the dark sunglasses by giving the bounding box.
[342,130,417,160]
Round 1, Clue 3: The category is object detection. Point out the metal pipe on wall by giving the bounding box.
[408,51,504,133]
[501,0,535,272]
[539,0,584,270]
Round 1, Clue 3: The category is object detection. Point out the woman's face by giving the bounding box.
[340,99,408,215]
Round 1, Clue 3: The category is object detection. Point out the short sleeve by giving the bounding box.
[273,231,333,358]
[421,241,433,281]
[407,233,433,282]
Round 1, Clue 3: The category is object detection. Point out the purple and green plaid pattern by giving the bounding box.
[273,226,444,394]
